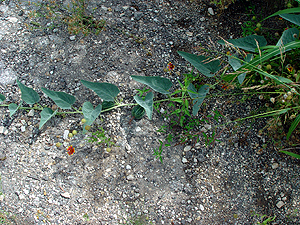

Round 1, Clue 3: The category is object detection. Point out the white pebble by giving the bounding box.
[200,204,204,211]
[208,8,214,15]
[63,130,69,139]
[61,192,71,198]
[127,174,134,181]
[276,201,284,208]
[28,109,35,117]
[272,163,279,169]
[182,157,188,163]
[69,36,76,41]
[184,146,191,152]
[126,165,132,170]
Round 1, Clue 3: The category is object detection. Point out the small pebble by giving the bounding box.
[0,126,7,134]
[186,32,193,37]
[21,126,26,132]
[63,130,69,139]
[61,192,71,199]
[126,165,132,170]
[200,204,204,211]
[276,201,284,208]
[272,163,279,169]
[127,174,134,181]
[182,157,188,163]
[69,36,76,41]
[28,109,35,117]
[208,8,214,15]
[184,146,191,152]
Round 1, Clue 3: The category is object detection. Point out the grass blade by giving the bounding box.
[287,114,300,140]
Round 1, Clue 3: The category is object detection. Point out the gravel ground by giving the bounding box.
[0,0,299,224]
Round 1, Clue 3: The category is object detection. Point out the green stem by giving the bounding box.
[72,106,81,113]
[224,106,300,126]
[56,110,82,115]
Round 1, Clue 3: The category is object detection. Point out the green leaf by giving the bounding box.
[238,73,246,84]
[273,75,293,84]
[41,88,76,109]
[39,108,57,129]
[187,84,210,116]
[81,80,120,101]
[218,35,267,52]
[279,150,300,159]
[131,76,172,94]
[133,92,154,120]
[228,55,242,71]
[9,103,19,117]
[287,114,300,140]
[177,51,221,77]
[235,41,300,86]
[0,93,5,102]
[228,54,252,84]
[256,108,290,118]
[280,13,300,26]
[277,28,299,46]
[16,79,40,104]
[264,7,300,20]
[82,102,102,134]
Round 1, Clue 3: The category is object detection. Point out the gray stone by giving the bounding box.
[69,36,76,41]
[127,174,134,181]
[126,165,132,170]
[21,126,26,132]
[182,157,188,163]
[28,109,35,117]
[208,7,214,16]
[0,126,7,134]
[18,193,25,200]
[200,204,204,211]
[134,12,143,20]
[184,146,191,152]
[186,32,193,37]
[0,64,17,85]
[272,163,279,169]
[276,201,284,208]
[61,192,71,198]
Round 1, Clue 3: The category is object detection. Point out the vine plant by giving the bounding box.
[1,7,300,160]
[0,73,209,134]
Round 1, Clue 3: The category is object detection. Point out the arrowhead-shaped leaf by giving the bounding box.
[39,108,57,129]
[178,51,221,77]
[276,28,299,46]
[82,101,102,134]
[0,93,5,102]
[131,76,172,94]
[9,103,18,117]
[81,80,119,101]
[280,13,300,26]
[228,54,242,71]
[188,84,209,116]
[16,79,40,104]
[133,92,154,120]
[41,88,76,109]
[218,35,267,52]
[228,54,253,84]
